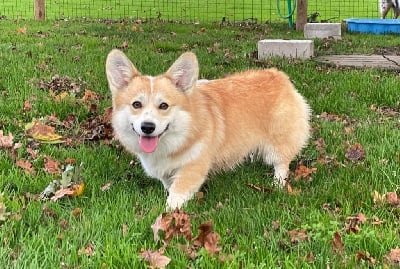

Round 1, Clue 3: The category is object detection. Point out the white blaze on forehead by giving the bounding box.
[146,76,154,93]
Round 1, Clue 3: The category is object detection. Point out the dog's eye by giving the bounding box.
[159,102,169,110]
[132,101,142,109]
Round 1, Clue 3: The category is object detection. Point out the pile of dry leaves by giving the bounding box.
[141,209,222,268]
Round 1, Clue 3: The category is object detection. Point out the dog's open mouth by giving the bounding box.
[135,124,169,153]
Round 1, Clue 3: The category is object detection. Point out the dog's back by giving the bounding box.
[195,69,310,179]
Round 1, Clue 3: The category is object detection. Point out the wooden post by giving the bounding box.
[296,0,307,31]
[34,0,45,20]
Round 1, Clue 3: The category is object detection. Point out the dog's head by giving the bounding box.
[106,49,198,154]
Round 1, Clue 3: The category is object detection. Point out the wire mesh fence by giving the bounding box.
[1,0,384,23]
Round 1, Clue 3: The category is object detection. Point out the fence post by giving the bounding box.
[34,0,45,20]
[296,0,307,31]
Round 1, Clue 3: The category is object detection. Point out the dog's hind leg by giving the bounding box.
[273,161,290,187]
[262,145,291,187]
[394,8,400,18]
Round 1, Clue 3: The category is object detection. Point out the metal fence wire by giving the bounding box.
[1,0,384,23]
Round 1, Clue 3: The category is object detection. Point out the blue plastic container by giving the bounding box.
[345,18,400,34]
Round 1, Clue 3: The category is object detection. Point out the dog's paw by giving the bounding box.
[273,165,288,188]
[166,192,192,211]
[272,177,287,189]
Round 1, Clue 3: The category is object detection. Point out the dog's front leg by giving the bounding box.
[166,161,210,210]
[381,3,392,18]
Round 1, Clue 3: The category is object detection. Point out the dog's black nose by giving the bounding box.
[141,122,156,134]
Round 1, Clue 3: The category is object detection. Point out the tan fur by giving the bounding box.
[106,49,311,209]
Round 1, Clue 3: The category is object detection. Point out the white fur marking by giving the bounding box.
[147,76,154,93]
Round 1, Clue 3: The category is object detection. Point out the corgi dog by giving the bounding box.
[106,49,310,209]
[380,0,400,18]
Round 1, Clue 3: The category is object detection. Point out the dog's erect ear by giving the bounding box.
[166,52,199,92]
[106,49,140,91]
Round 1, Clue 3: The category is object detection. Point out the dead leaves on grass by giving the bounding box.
[151,209,192,243]
[143,209,222,268]
[40,163,85,202]
[373,190,400,208]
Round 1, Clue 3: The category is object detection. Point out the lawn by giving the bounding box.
[1,18,400,268]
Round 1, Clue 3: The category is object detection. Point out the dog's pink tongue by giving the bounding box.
[139,136,159,153]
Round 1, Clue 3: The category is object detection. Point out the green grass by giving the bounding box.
[1,0,382,22]
[1,19,400,268]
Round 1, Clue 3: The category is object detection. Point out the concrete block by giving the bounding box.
[304,23,341,39]
[258,39,314,59]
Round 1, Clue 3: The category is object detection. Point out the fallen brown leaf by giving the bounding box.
[59,218,69,229]
[331,231,344,254]
[345,213,367,233]
[17,25,27,34]
[287,229,309,244]
[120,40,129,49]
[286,184,301,195]
[355,250,377,265]
[140,249,171,269]
[26,120,63,143]
[101,182,113,192]
[151,214,164,242]
[44,156,61,174]
[122,224,128,237]
[196,191,204,204]
[345,143,365,161]
[41,204,58,220]
[272,220,280,231]
[50,182,84,202]
[50,188,74,202]
[16,159,35,174]
[78,242,95,256]
[26,147,38,159]
[373,190,386,205]
[294,165,317,180]
[193,221,222,255]
[0,130,14,148]
[303,252,316,263]
[0,193,11,221]
[315,137,327,156]
[23,100,32,111]
[71,207,82,218]
[355,213,367,224]
[385,248,400,266]
[370,216,384,225]
[386,192,399,206]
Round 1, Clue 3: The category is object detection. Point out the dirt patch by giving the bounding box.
[374,46,400,56]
